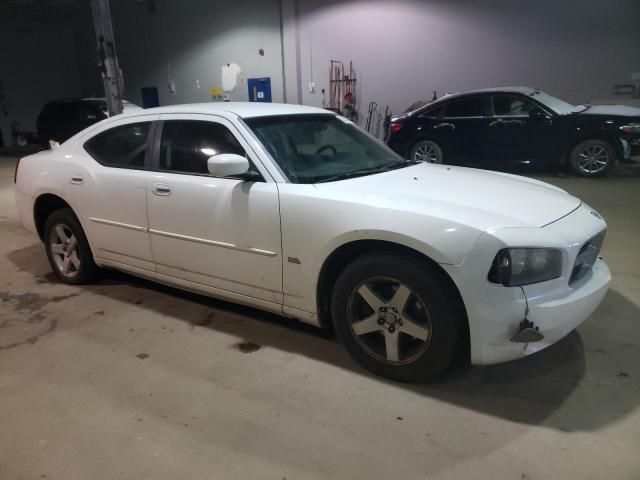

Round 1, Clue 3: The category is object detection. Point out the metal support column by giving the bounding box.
[90,0,124,115]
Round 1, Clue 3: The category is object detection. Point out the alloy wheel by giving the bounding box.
[576,144,609,174]
[49,223,81,278]
[412,142,442,163]
[347,276,432,365]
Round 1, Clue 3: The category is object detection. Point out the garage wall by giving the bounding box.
[293,0,640,120]
[113,0,640,125]
[111,0,286,106]
[0,10,101,143]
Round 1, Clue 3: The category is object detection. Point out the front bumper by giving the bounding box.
[442,203,611,365]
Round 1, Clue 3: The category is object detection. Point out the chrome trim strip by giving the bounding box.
[149,228,278,257]
[89,217,148,232]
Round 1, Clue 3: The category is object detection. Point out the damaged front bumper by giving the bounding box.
[443,202,611,366]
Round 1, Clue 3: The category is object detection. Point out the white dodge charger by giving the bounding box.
[14,103,611,382]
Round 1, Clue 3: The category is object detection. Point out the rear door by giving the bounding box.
[441,96,493,166]
[73,116,157,271]
[145,114,283,305]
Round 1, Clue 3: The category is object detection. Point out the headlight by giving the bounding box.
[488,248,563,286]
[619,123,640,134]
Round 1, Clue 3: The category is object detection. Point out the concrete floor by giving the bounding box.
[0,154,639,480]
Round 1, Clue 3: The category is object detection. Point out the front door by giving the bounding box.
[487,94,555,168]
[146,114,283,304]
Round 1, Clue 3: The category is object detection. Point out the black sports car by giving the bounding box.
[386,87,640,177]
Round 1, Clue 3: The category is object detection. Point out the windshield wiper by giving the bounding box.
[315,160,419,183]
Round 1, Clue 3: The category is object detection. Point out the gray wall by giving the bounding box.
[111,0,286,106]
[112,0,640,125]
[0,9,101,142]
[2,0,639,144]
[293,0,640,121]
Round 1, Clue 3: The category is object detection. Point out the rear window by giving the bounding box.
[84,122,151,169]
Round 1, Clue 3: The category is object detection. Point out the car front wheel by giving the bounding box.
[569,140,616,177]
[331,253,464,382]
[44,208,99,284]
[409,140,443,164]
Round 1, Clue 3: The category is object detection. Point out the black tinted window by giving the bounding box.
[493,95,538,116]
[84,122,151,169]
[159,121,245,175]
[419,106,444,119]
[445,97,490,117]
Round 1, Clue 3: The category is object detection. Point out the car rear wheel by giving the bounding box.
[331,253,463,382]
[409,140,443,164]
[44,208,99,284]
[569,140,616,177]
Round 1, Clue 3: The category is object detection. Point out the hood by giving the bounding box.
[315,163,581,230]
[576,104,640,118]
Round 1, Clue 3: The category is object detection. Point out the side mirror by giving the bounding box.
[207,153,250,177]
[529,109,547,121]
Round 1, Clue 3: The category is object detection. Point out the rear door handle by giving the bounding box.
[152,183,172,196]
[434,122,455,131]
[70,176,83,185]
[489,119,505,127]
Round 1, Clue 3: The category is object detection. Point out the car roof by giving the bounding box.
[405,86,539,115]
[122,102,332,119]
[433,86,537,104]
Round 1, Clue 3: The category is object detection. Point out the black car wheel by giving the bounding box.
[44,208,99,284]
[409,140,443,164]
[569,140,616,177]
[331,253,464,382]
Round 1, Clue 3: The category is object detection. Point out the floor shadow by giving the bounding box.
[7,243,640,432]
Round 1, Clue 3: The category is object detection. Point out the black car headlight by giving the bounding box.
[488,248,563,286]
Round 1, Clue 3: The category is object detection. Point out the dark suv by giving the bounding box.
[36,99,107,146]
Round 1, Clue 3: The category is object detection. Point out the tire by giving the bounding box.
[44,208,99,284]
[331,253,464,382]
[569,140,616,177]
[409,140,444,164]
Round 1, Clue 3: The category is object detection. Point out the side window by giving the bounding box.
[418,105,444,119]
[84,122,151,169]
[159,120,246,175]
[444,97,490,118]
[493,95,538,117]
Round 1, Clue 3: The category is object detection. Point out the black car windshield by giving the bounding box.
[529,90,587,114]
[245,114,408,183]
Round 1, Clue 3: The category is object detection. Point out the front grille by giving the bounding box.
[569,230,606,284]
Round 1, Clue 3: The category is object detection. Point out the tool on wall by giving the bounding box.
[365,101,378,133]
[382,106,392,142]
[328,59,357,121]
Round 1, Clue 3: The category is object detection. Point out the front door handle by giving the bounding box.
[70,176,83,185]
[434,122,455,131]
[489,119,506,127]
[152,183,172,196]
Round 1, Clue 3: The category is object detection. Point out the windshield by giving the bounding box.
[528,90,586,114]
[245,114,407,183]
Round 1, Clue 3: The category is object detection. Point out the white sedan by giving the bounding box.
[14,103,611,382]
